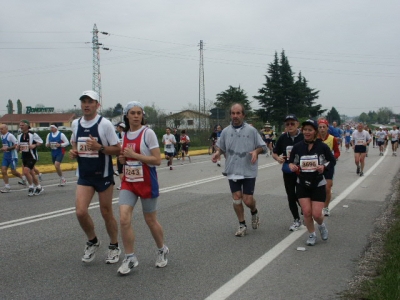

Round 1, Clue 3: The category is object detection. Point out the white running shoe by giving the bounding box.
[235,225,247,237]
[118,255,139,275]
[38,174,43,182]
[18,180,27,186]
[34,187,44,196]
[307,234,317,246]
[217,161,221,167]
[289,219,301,231]
[28,188,34,197]
[106,245,121,264]
[251,213,260,229]
[322,207,330,216]
[318,224,329,241]
[82,240,101,263]
[155,246,169,268]
[59,178,67,186]
[1,187,11,193]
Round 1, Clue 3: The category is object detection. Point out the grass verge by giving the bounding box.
[341,181,400,299]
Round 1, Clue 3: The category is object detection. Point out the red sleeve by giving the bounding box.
[333,138,340,159]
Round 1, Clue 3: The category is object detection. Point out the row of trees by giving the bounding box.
[358,107,398,124]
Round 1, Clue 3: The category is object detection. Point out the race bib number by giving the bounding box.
[50,142,58,150]
[20,142,29,152]
[286,146,293,160]
[124,161,144,182]
[166,144,172,149]
[346,132,350,136]
[356,139,364,145]
[77,137,99,158]
[265,134,270,139]
[300,155,318,172]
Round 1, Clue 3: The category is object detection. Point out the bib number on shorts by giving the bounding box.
[124,161,144,182]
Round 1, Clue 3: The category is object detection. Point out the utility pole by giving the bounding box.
[198,40,205,130]
[91,24,109,112]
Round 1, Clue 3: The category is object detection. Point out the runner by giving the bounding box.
[317,119,340,217]
[180,130,191,163]
[344,125,353,153]
[45,123,69,186]
[212,103,266,237]
[351,123,372,176]
[16,120,44,196]
[388,125,399,156]
[272,114,304,231]
[332,121,343,150]
[69,90,121,264]
[262,123,274,156]
[376,127,387,156]
[0,124,24,193]
[173,128,181,160]
[117,101,168,275]
[288,119,336,246]
[162,127,176,170]
[215,125,223,166]
[115,122,125,189]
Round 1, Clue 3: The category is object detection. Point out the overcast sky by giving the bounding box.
[1,0,399,117]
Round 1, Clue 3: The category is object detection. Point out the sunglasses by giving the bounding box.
[285,122,296,126]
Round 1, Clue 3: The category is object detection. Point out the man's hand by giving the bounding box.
[86,134,100,151]
[69,149,78,159]
[212,151,220,163]
[249,150,259,164]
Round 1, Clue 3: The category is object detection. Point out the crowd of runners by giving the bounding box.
[1,91,399,276]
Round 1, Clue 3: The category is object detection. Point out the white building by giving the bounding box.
[165,110,210,130]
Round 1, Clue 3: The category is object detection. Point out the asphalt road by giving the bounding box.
[1,146,399,300]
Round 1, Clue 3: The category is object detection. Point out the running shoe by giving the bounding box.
[306,234,317,246]
[34,187,44,196]
[155,246,169,268]
[318,224,329,240]
[117,255,139,275]
[114,170,119,176]
[38,174,43,182]
[217,161,221,167]
[356,166,360,174]
[360,171,364,177]
[18,179,27,186]
[82,240,101,263]
[251,213,260,229]
[322,207,330,216]
[60,178,67,186]
[28,188,34,197]
[170,166,173,170]
[116,186,121,190]
[106,245,121,264]
[235,225,247,237]
[1,187,11,193]
[289,219,301,231]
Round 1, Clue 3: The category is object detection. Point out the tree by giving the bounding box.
[17,99,22,114]
[358,112,369,123]
[376,107,392,124]
[112,103,123,117]
[326,107,341,124]
[7,100,13,114]
[254,51,322,128]
[215,85,252,114]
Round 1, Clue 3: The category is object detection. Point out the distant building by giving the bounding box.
[165,110,210,130]
[0,113,76,132]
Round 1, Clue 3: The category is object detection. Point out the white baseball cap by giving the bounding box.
[79,90,99,101]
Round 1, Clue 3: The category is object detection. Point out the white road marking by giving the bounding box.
[204,150,387,300]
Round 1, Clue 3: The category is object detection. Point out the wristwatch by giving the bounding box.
[99,146,105,153]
